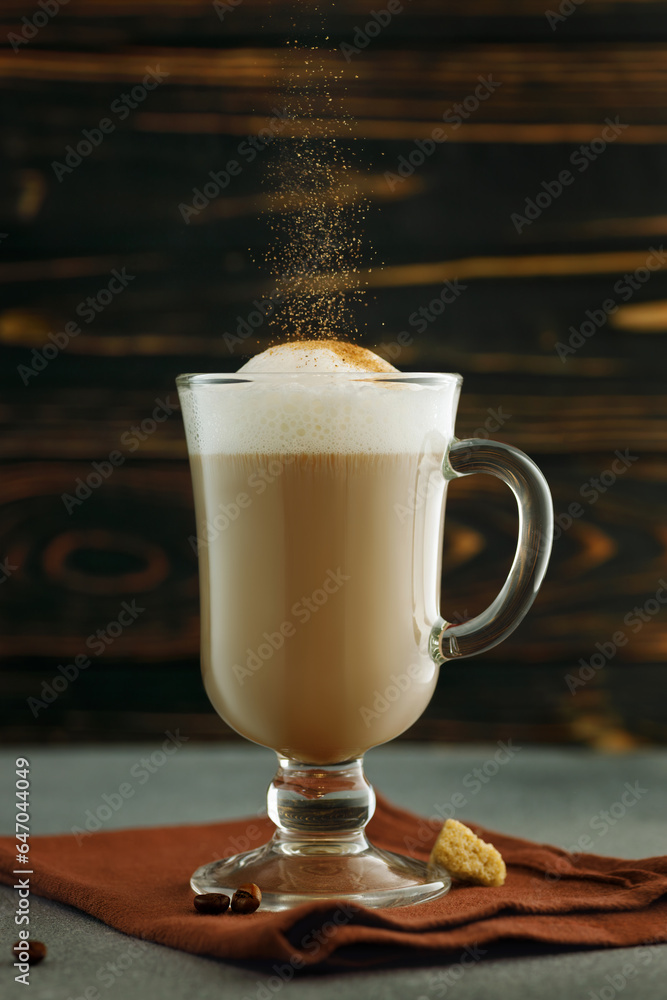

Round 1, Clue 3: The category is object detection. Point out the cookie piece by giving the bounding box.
[428,818,506,887]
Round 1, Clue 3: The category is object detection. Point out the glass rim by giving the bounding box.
[176,372,463,387]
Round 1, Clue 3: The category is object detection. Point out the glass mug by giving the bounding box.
[177,372,552,910]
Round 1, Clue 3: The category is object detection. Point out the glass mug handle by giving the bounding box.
[430,437,553,662]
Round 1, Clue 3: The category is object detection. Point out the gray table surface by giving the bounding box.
[1,743,666,1000]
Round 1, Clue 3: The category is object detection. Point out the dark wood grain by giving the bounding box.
[7,47,667,131]
[1,0,666,746]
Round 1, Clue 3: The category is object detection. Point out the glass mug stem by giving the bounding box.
[268,758,375,840]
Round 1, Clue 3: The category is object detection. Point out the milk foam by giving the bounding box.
[178,343,460,456]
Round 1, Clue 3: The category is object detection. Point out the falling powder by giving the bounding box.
[261,25,374,345]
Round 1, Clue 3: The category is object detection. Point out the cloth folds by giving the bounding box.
[1,794,666,967]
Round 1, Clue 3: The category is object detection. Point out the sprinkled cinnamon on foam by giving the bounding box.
[238,339,397,373]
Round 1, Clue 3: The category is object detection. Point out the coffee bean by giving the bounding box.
[13,940,47,964]
[231,882,261,914]
[193,892,230,914]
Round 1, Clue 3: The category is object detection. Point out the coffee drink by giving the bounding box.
[180,363,460,764]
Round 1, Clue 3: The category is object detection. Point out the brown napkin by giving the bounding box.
[2,793,666,967]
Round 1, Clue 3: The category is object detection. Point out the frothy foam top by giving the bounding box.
[238,340,397,373]
[179,342,458,456]
[179,375,459,456]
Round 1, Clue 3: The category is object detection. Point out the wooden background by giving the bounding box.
[1,0,667,748]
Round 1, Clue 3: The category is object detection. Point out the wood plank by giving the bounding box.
[5,48,667,127]
[3,250,667,288]
[1,458,665,662]
[2,0,663,16]
[2,663,665,746]
[1,391,666,457]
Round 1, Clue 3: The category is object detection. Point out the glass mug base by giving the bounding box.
[190,757,451,912]
[190,839,451,912]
